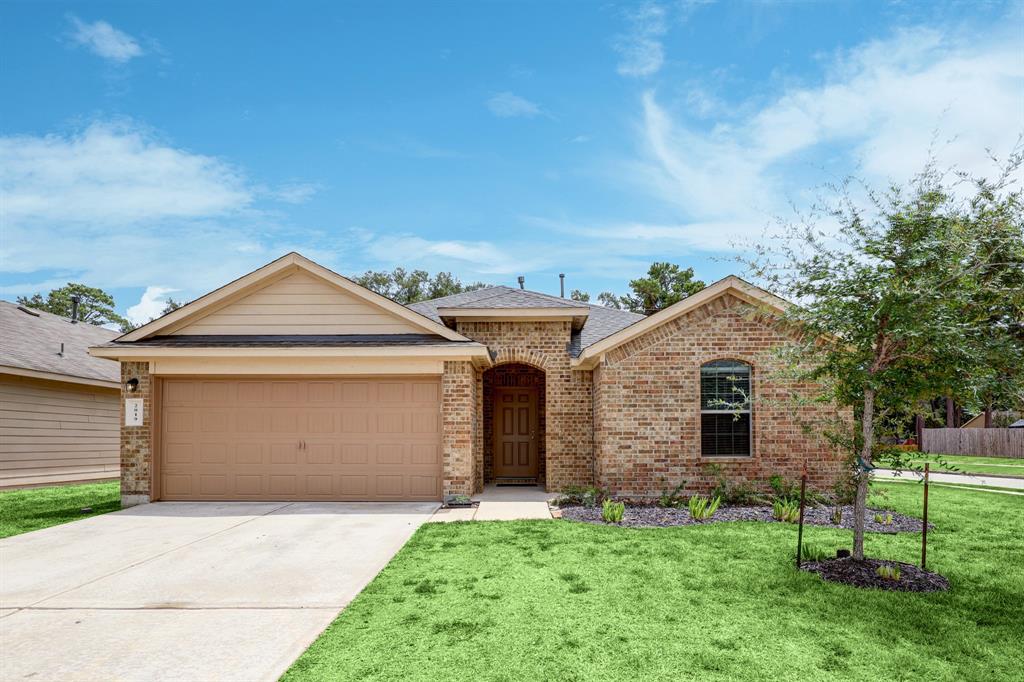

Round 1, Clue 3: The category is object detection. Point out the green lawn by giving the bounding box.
[284,483,1022,682]
[0,481,120,538]
[900,453,1024,478]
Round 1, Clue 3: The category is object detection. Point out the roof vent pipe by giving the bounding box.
[70,296,80,324]
[559,273,565,298]
[517,276,525,290]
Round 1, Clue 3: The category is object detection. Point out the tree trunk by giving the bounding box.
[985,406,993,429]
[853,387,875,561]
[946,397,955,427]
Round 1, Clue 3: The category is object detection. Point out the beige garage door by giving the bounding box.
[159,377,442,501]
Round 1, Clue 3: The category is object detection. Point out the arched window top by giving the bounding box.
[700,360,751,410]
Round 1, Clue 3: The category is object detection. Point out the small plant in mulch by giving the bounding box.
[876,563,901,581]
[830,506,843,525]
[601,499,625,523]
[687,494,721,521]
[772,498,801,523]
[801,557,949,592]
[800,543,833,563]
[873,512,894,526]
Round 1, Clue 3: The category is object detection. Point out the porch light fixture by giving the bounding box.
[125,378,139,394]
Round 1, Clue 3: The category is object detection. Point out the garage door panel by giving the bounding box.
[160,377,442,501]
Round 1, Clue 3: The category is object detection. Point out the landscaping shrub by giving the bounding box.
[687,495,721,521]
[601,499,625,523]
[658,480,687,508]
[558,485,607,508]
[831,506,843,525]
[876,564,901,581]
[706,463,763,504]
[800,543,832,562]
[772,499,801,523]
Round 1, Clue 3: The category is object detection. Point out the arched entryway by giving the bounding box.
[483,363,546,486]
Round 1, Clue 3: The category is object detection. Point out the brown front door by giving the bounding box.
[493,387,538,479]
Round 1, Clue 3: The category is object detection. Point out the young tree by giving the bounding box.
[17,283,128,329]
[744,158,1023,560]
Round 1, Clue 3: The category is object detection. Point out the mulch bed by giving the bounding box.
[558,503,931,533]
[801,557,950,592]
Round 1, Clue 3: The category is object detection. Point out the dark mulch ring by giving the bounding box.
[557,503,931,533]
[801,557,950,592]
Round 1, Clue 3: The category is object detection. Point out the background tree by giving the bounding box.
[352,268,487,304]
[17,283,128,329]
[743,156,1023,560]
[570,289,590,302]
[577,262,706,314]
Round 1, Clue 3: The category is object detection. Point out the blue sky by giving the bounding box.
[1,1,1022,322]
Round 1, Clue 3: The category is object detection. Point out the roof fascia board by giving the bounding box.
[88,344,491,361]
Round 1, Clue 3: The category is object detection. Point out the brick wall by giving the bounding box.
[593,294,843,497]
[120,361,152,506]
[456,321,593,492]
[442,360,476,497]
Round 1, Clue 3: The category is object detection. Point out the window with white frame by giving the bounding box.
[700,360,752,457]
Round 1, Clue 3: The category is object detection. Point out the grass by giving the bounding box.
[284,483,1023,682]
[0,481,120,538]
[892,453,1024,479]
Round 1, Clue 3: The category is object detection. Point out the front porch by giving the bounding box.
[431,484,555,522]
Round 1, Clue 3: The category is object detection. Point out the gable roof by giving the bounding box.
[0,300,119,387]
[117,252,470,343]
[571,276,790,368]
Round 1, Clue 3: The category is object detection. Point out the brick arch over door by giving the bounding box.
[490,347,549,371]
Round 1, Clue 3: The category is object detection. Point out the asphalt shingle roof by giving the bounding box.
[409,287,644,356]
[0,300,120,383]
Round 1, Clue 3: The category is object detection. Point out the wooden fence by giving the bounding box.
[921,428,1024,459]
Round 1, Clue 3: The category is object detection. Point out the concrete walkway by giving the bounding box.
[876,468,1024,490]
[0,501,437,682]
[431,485,554,522]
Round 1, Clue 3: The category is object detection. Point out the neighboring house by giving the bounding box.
[961,411,1021,428]
[90,253,842,507]
[0,301,120,488]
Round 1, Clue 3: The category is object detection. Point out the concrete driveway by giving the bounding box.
[0,501,437,681]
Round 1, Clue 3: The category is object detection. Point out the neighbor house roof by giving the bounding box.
[409,286,644,355]
[0,300,120,387]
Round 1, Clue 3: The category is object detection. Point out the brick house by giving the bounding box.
[90,253,842,507]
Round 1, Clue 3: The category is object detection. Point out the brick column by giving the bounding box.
[442,361,475,497]
[120,361,153,507]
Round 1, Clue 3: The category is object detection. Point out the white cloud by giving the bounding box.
[628,25,1024,250]
[267,182,319,204]
[68,16,144,63]
[126,285,178,324]
[0,122,252,225]
[486,92,541,118]
[0,122,332,304]
[364,234,552,275]
[614,3,668,78]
